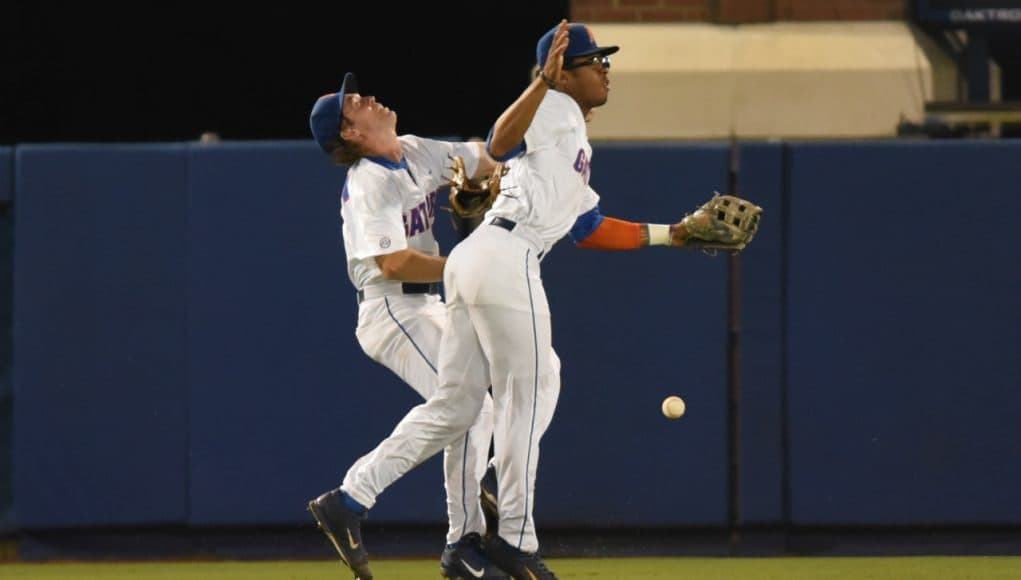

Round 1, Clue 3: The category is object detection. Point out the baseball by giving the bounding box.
[661,395,686,419]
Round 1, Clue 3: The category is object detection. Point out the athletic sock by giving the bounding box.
[341,491,368,515]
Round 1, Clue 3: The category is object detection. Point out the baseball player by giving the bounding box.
[439,21,706,579]
[306,73,507,580]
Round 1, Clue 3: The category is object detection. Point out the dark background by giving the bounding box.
[5,2,1021,145]
[2,2,570,145]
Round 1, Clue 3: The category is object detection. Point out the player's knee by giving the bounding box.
[436,397,483,433]
[451,405,480,432]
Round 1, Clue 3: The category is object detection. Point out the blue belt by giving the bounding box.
[490,217,544,259]
[491,216,517,232]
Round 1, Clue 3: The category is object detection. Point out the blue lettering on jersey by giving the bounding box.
[573,149,590,183]
[403,190,440,239]
[409,205,426,236]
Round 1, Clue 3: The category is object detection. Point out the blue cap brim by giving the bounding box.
[572,45,619,59]
[338,72,358,110]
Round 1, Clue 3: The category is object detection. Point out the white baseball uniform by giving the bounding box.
[340,89,593,553]
[338,134,494,544]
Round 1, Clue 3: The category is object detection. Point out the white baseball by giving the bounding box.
[661,395,686,419]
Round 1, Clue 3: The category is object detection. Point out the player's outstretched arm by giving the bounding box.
[571,192,764,252]
[569,206,690,250]
[375,249,447,282]
[488,20,569,159]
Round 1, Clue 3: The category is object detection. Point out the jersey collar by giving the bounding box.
[364,155,408,170]
[550,90,586,127]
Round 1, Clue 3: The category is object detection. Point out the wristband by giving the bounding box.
[539,72,556,90]
[647,224,672,246]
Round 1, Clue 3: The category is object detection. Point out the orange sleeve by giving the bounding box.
[576,217,642,250]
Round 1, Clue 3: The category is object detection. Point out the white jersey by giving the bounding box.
[340,135,480,289]
[487,90,600,256]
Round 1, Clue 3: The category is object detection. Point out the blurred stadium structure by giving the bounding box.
[576,0,1021,139]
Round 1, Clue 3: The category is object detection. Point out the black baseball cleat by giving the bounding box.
[441,532,510,579]
[308,489,373,579]
[482,534,558,580]
[479,463,499,537]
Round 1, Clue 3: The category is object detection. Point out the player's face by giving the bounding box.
[563,53,611,111]
[341,93,397,136]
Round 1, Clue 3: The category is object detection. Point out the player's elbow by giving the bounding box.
[487,139,510,160]
[487,137,525,162]
[485,121,525,162]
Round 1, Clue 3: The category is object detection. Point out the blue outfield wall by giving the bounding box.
[1,147,12,529]
[186,142,351,525]
[785,141,1021,525]
[10,139,1021,530]
[13,145,190,527]
[540,143,731,526]
[735,143,786,525]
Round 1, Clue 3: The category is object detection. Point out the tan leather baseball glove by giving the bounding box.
[681,192,763,252]
[446,156,506,219]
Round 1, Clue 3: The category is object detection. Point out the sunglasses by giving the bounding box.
[563,54,611,71]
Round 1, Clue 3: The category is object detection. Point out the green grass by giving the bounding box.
[2,557,1020,579]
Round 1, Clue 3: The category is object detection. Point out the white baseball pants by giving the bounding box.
[345,293,494,544]
[342,224,561,553]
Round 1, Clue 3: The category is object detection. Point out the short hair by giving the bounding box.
[331,142,362,166]
[329,117,363,166]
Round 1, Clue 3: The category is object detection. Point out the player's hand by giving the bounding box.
[541,20,570,88]
[669,220,691,247]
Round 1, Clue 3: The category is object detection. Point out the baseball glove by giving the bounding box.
[446,156,506,218]
[681,192,763,252]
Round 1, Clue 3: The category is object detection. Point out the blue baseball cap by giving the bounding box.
[310,72,359,154]
[536,23,619,68]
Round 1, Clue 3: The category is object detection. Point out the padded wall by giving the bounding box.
[736,143,786,525]
[786,141,1021,524]
[13,145,189,527]
[537,143,731,526]
[0,147,12,528]
[10,140,1021,530]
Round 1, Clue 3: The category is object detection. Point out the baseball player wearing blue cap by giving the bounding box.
[306,73,508,580]
[459,20,698,575]
[443,21,698,579]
